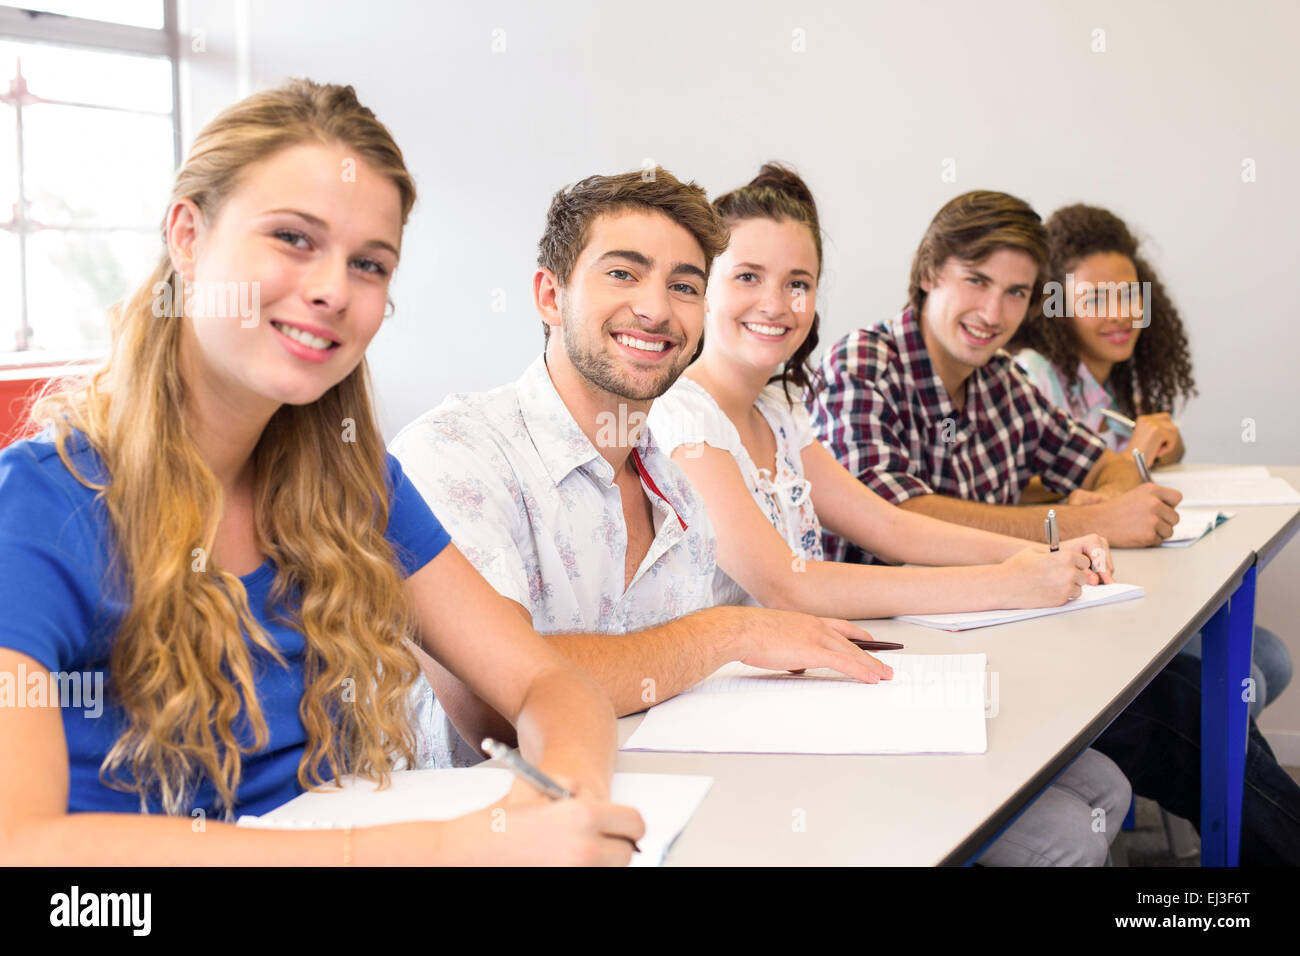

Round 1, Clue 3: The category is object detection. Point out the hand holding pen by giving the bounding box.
[1042,511,1116,584]
[1104,408,1181,465]
[1133,449,1153,484]
[482,737,643,856]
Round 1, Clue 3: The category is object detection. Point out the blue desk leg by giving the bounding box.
[1200,565,1256,867]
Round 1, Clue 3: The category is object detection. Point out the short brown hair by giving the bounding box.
[537,166,729,341]
[908,190,1049,320]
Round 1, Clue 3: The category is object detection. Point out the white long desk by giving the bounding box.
[606,467,1300,866]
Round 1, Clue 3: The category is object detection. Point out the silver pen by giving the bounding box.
[1099,407,1138,431]
[481,737,641,853]
[481,737,573,798]
[1133,449,1153,484]
[1044,508,1059,552]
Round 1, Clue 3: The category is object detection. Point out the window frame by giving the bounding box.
[0,0,180,369]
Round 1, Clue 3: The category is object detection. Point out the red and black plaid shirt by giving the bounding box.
[808,307,1108,564]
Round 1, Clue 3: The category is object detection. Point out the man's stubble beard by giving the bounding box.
[559,304,693,402]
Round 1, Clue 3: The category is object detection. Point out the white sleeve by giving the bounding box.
[647,382,745,457]
[761,383,819,450]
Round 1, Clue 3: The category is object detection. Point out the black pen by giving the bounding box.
[848,639,905,651]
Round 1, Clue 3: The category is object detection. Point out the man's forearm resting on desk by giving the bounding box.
[422,601,891,750]
[897,481,1182,547]
[418,604,741,751]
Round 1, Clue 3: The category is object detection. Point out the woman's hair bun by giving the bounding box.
[748,162,816,211]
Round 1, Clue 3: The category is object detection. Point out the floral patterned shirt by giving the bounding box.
[649,378,824,607]
[389,355,718,763]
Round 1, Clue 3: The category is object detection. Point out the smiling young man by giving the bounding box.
[807,190,1300,865]
[390,168,891,766]
[809,191,1182,561]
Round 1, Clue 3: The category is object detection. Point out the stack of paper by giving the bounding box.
[895,583,1144,632]
[622,653,988,755]
[1163,508,1235,548]
[1153,466,1300,507]
[238,768,713,867]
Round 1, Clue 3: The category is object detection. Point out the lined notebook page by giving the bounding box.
[895,583,1144,632]
[237,768,713,867]
[1154,467,1300,507]
[622,654,988,755]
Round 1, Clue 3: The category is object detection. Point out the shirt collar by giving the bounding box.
[516,354,608,486]
[1073,360,1115,413]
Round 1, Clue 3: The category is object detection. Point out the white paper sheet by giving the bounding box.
[1162,508,1235,547]
[895,582,1144,632]
[1153,467,1300,507]
[237,768,713,867]
[622,654,988,755]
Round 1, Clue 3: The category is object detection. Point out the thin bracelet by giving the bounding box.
[342,825,354,866]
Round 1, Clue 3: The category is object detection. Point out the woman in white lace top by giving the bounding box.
[649,166,1143,870]
[649,163,1118,619]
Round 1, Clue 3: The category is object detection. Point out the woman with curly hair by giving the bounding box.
[1011,203,1291,716]
[1011,203,1194,462]
[0,79,642,864]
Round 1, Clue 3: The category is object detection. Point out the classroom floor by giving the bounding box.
[1114,765,1300,866]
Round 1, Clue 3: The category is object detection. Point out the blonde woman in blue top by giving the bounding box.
[0,80,642,865]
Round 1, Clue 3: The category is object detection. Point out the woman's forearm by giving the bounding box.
[869,502,1031,566]
[762,560,1013,620]
[513,667,618,799]
[2,811,467,866]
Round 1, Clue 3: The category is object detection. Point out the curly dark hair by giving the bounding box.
[1009,204,1196,418]
[712,162,823,402]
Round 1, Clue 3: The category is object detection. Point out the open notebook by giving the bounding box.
[622,653,988,755]
[237,768,713,868]
[1153,466,1300,507]
[895,582,1144,632]
[1163,508,1235,548]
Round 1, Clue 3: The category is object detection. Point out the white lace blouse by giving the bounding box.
[648,378,824,607]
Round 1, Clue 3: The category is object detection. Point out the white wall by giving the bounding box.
[179,0,1300,743]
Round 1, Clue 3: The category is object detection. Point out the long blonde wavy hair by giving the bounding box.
[27,79,422,817]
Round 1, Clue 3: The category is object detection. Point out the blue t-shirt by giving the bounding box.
[0,427,451,817]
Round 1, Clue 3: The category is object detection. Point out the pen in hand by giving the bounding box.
[1099,407,1138,431]
[1044,508,1060,553]
[847,639,905,651]
[481,737,641,854]
[1133,449,1154,484]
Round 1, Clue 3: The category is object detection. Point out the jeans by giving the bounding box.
[1179,626,1293,718]
[976,748,1130,866]
[1092,653,1300,866]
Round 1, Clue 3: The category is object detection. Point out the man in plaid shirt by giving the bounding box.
[807,190,1300,865]
[810,192,1181,565]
